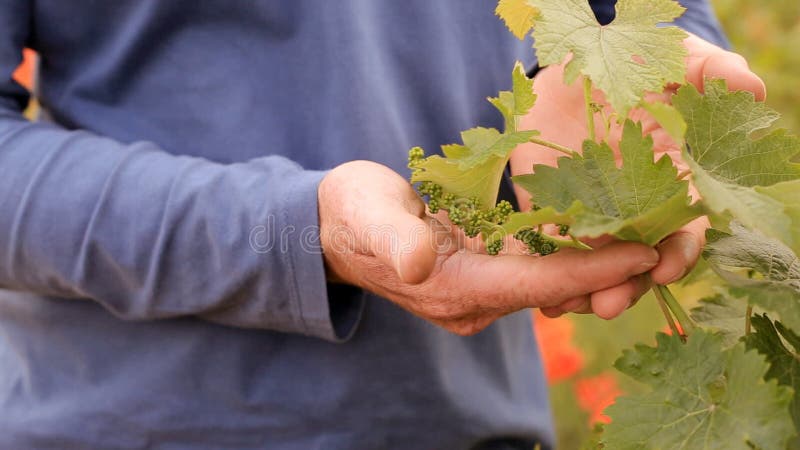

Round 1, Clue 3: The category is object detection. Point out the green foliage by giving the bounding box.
[514,120,701,245]
[528,0,687,115]
[759,180,800,255]
[604,331,794,449]
[703,223,800,333]
[412,1,800,445]
[704,224,800,295]
[673,80,800,186]
[488,61,538,133]
[745,314,800,449]
[690,292,748,348]
[675,80,800,249]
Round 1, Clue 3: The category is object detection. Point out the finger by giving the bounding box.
[590,274,652,320]
[683,34,766,101]
[458,241,659,310]
[540,307,564,318]
[650,217,708,285]
[560,295,593,314]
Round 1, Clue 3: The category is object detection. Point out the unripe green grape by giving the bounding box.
[428,198,440,213]
[408,146,425,164]
[486,239,504,256]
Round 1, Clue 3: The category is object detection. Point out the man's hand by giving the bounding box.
[509,33,766,318]
[318,160,659,335]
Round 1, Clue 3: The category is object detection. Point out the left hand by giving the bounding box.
[510,33,766,319]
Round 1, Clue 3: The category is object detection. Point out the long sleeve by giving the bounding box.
[0,2,362,342]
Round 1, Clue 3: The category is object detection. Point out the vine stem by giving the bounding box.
[583,77,596,142]
[653,284,696,341]
[654,287,683,341]
[528,136,579,157]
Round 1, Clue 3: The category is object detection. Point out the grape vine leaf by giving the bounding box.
[690,292,748,348]
[488,61,536,133]
[703,223,800,332]
[513,120,701,245]
[529,0,687,115]
[758,180,800,255]
[704,223,800,297]
[673,80,800,186]
[744,314,800,449]
[603,331,794,449]
[410,64,538,209]
[674,80,800,248]
[495,0,539,40]
[410,128,536,209]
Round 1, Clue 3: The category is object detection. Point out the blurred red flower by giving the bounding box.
[532,310,584,383]
[574,373,621,425]
[12,48,36,91]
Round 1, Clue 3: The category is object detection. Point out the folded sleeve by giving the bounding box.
[0,1,362,342]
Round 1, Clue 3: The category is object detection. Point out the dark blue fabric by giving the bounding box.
[0,1,726,448]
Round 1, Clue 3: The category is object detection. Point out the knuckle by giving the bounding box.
[424,303,460,322]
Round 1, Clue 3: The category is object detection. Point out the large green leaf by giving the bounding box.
[686,157,793,246]
[704,223,800,296]
[603,331,794,449]
[673,80,800,187]
[410,64,538,209]
[703,223,800,333]
[690,292,748,348]
[675,81,800,248]
[745,315,800,449]
[758,180,800,255]
[411,128,536,209]
[513,120,701,245]
[529,0,687,115]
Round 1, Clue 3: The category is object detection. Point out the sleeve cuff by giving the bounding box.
[278,168,366,342]
[199,159,365,342]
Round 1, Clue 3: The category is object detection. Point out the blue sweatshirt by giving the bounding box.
[0,1,727,448]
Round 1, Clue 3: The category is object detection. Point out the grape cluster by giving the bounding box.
[408,148,517,252]
[513,228,558,256]
[486,238,504,256]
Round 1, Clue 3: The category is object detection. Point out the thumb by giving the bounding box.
[684,33,766,101]
[326,161,437,284]
[363,198,438,284]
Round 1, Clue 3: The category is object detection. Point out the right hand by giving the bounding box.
[318,160,660,335]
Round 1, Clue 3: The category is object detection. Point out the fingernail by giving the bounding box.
[663,236,698,284]
[638,251,660,272]
[664,266,687,285]
[638,260,658,272]
[681,235,699,264]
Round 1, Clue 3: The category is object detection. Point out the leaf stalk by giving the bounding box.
[527,136,579,157]
[583,77,596,142]
[653,284,696,341]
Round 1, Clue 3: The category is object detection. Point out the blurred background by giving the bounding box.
[9,2,799,448]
